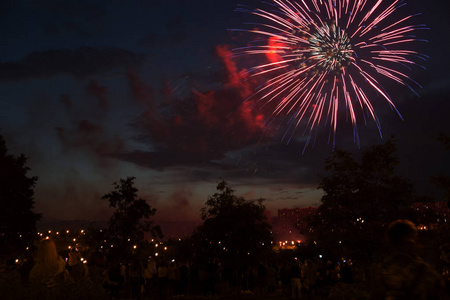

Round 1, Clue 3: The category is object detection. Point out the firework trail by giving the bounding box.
[232,0,427,149]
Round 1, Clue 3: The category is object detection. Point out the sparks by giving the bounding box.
[232,0,427,149]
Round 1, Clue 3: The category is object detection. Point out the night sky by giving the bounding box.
[1,0,449,223]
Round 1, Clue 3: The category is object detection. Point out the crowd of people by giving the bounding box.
[0,239,353,299]
[0,219,448,299]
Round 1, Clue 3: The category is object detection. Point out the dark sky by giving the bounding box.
[1,0,449,223]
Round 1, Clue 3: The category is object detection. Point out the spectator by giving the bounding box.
[158,261,169,299]
[371,219,445,300]
[29,239,68,287]
[178,262,189,296]
[290,259,302,299]
[265,263,277,294]
[129,259,144,300]
[143,258,157,297]
[103,261,124,300]
[66,248,88,281]
[339,261,353,284]
[302,259,317,299]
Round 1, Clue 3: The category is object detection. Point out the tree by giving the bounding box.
[0,135,41,253]
[309,138,415,262]
[193,181,273,267]
[102,176,161,257]
[431,133,450,274]
[432,133,450,207]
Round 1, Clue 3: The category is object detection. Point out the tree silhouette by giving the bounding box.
[102,176,161,257]
[0,135,41,253]
[432,133,450,207]
[432,133,450,272]
[194,180,273,267]
[309,138,415,262]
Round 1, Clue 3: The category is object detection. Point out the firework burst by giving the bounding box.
[232,0,427,148]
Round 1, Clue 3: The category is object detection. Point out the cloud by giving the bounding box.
[99,43,332,188]
[56,120,125,168]
[127,69,154,104]
[153,187,200,221]
[0,47,145,82]
[126,88,265,166]
[35,174,113,221]
[104,57,267,170]
[111,150,208,170]
[60,94,74,109]
[86,80,108,110]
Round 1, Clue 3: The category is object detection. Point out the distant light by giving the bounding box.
[164,247,167,251]
[15,259,19,263]
[155,253,159,256]
[45,236,49,239]
[133,245,137,249]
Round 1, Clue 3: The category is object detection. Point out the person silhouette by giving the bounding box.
[371,219,445,300]
[29,239,68,287]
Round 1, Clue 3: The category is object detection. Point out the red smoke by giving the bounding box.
[127,69,153,104]
[266,36,285,64]
[125,43,272,161]
[216,45,252,99]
